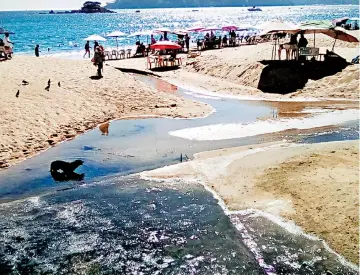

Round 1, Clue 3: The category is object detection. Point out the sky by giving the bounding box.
[0,0,109,11]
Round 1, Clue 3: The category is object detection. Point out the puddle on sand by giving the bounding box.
[0,75,358,274]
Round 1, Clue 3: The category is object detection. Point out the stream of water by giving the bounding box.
[0,76,358,274]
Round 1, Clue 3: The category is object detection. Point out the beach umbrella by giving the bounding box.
[128,30,155,44]
[187,21,205,32]
[298,20,342,47]
[187,26,205,32]
[201,26,222,32]
[256,20,298,33]
[236,24,252,31]
[107,31,127,37]
[322,27,359,50]
[154,27,172,33]
[106,31,127,49]
[150,41,181,50]
[171,29,188,36]
[222,25,238,31]
[327,27,359,42]
[298,20,334,31]
[128,30,155,37]
[84,34,106,41]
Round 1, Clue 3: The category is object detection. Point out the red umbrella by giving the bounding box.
[150,41,181,50]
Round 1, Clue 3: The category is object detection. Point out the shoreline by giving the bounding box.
[141,140,359,266]
[1,53,358,169]
[0,56,212,170]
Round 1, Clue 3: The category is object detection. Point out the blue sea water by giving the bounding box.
[0,5,358,56]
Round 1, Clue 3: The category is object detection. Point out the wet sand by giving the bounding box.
[0,56,212,169]
[141,140,359,265]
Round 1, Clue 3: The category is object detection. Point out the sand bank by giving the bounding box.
[111,33,359,101]
[182,44,359,99]
[141,140,359,264]
[0,56,212,169]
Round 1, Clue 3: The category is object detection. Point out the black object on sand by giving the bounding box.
[58,81,61,87]
[48,79,51,86]
[50,160,85,182]
[16,90,19,98]
[22,80,29,85]
[45,85,50,91]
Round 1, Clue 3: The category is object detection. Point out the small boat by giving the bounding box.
[192,9,199,12]
[248,6,262,11]
[135,10,140,13]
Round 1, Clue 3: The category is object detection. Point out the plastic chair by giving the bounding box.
[111,50,118,60]
[126,49,132,58]
[119,49,125,59]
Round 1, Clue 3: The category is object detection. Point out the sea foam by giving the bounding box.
[169,109,359,141]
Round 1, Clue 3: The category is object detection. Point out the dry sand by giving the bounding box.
[112,31,359,100]
[181,35,359,100]
[142,140,359,265]
[0,56,212,169]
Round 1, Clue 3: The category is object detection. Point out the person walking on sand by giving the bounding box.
[185,34,190,52]
[35,45,40,57]
[93,46,104,78]
[83,41,90,58]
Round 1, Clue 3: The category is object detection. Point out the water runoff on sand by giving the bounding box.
[0,77,358,274]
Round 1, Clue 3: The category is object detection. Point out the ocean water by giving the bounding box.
[0,5,358,56]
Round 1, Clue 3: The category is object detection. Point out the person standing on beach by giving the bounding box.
[151,34,156,45]
[4,32,14,58]
[35,45,40,57]
[94,41,99,52]
[185,34,190,52]
[93,46,104,78]
[84,41,90,58]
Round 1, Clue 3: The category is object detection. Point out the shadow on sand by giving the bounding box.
[90,75,103,80]
[258,51,349,94]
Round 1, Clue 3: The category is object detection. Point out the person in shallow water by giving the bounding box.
[84,40,91,58]
[50,159,84,182]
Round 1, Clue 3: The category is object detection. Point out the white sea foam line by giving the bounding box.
[169,109,359,141]
[230,209,359,271]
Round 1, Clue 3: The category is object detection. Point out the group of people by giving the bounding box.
[278,32,309,60]
[0,32,14,59]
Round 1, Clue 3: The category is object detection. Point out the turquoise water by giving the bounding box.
[0,5,358,56]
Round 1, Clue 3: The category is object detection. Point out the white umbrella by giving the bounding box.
[128,30,156,44]
[106,31,127,49]
[84,34,106,41]
[107,31,127,37]
[171,29,188,36]
[154,27,172,33]
[256,20,298,33]
[128,30,155,37]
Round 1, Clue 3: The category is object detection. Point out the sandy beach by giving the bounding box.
[113,31,359,100]
[0,56,212,169]
[1,26,358,268]
[142,140,359,265]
